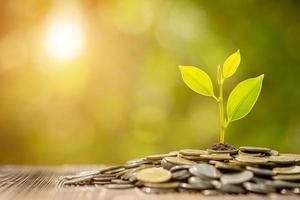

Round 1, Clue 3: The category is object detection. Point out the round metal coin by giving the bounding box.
[136,167,171,183]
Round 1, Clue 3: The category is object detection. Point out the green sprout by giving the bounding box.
[179,50,264,144]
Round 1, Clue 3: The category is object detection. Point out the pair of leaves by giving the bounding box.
[179,50,264,123]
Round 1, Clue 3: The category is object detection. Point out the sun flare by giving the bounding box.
[45,20,84,61]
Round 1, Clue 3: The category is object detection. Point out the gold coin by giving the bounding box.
[273,166,300,175]
[144,182,180,189]
[179,149,208,156]
[235,156,268,164]
[238,150,265,157]
[207,149,238,155]
[179,154,203,161]
[268,155,296,164]
[273,174,300,181]
[146,153,176,161]
[210,160,243,171]
[279,154,300,162]
[164,156,196,165]
[239,146,271,153]
[200,153,232,161]
[136,167,171,183]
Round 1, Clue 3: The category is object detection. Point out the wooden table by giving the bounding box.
[0,166,298,200]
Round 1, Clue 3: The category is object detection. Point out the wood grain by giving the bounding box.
[0,166,298,200]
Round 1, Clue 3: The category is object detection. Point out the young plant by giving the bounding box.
[179,50,264,144]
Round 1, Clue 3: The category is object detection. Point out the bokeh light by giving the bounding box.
[45,19,84,61]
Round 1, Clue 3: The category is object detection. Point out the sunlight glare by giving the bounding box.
[45,20,84,61]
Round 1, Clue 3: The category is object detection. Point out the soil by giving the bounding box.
[210,143,237,151]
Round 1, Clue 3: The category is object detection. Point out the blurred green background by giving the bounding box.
[0,0,299,164]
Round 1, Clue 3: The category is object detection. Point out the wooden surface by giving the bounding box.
[0,166,299,200]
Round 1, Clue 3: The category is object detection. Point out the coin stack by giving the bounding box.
[60,146,300,195]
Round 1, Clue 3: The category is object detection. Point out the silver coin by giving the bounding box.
[243,182,275,194]
[104,183,134,189]
[293,188,300,194]
[93,181,111,185]
[180,182,213,190]
[141,187,176,193]
[64,170,100,180]
[189,163,221,179]
[64,175,94,185]
[280,189,294,195]
[161,158,175,170]
[171,169,190,180]
[170,165,191,172]
[265,180,300,189]
[93,176,115,181]
[202,189,222,196]
[213,181,246,194]
[111,179,132,184]
[188,176,210,184]
[246,166,275,176]
[221,171,253,184]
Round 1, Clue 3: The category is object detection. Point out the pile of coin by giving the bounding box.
[59,146,300,195]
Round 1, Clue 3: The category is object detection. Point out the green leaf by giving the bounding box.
[227,74,264,122]
[179,66,214,97]
[223,50,241,79]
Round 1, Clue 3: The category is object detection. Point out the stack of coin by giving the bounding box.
[59,146,300,195]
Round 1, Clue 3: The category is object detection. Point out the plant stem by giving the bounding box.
[217,65,226,144]
[218,80,226,143]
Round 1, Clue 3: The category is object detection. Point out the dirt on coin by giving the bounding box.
[210,143,237,151]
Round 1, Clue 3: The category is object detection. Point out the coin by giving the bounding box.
[246,166,275,176]
[188,176,211,184]
[170,165,190,172]
[146,153,176,161]
[200,153,232,161]
[111,179,132,184]
[93,176,114,181]
[179,149,208,156]
[202,189,222,195]
[268,155,296,164]
[281,188,295,195]
[220,171,253,184]
[161,158,175,170]
[64,170,100,180]
[280,153,300,162]
[64,175,94,185]
[207,149,238,155]
[144,182,180,189]
[211,161,243,171]
[164,156,196,165]
[235,155,269,164]
[104,183,134,189]
[239,146,271,153]
[179,155,203,161]
[243,182,275,194]
[273,174,300,181]
[213,181,246,194]
[265,180,300,189]
[189,163,221,179]
[269,150,279,156]
[238,150,265,157]
[136,167,171,183]
[294,188,300,194]
[180,182,213,190]
[93,181,111,185]
[171,169,190,180]
[141,187,176,193]
[273,165,300,174]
